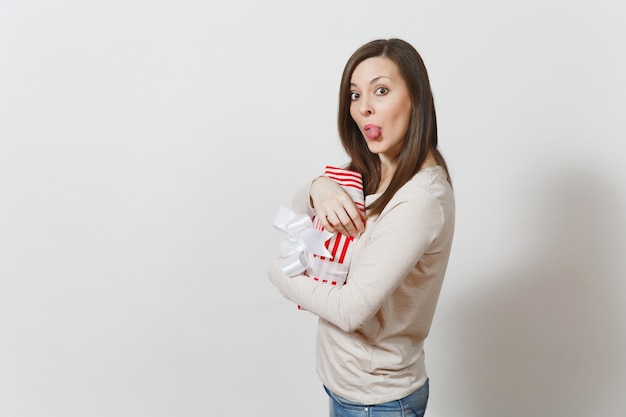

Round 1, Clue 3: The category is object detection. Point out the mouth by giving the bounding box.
[364,124,382,140]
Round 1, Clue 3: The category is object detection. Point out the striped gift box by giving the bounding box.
[305,166,365,287]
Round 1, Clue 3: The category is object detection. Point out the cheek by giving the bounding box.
[402,108,412,130]
[396,100,412,129]
[349,105,359,122]
[390,103,410,129]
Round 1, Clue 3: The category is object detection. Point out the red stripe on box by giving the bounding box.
[325,165,361,175]
[330,235,342,259]
[326,171,362,179]
[338,236,353,263]
[331,182,363,190]
[326,174,362,183]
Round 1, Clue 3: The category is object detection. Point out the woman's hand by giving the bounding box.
[310,176,367,237]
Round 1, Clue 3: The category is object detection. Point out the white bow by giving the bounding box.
[273,206,333,276]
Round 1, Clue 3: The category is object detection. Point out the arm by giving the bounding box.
[290,179,316,218]
[269,189,444,332]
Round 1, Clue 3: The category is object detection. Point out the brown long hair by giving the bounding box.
[338,38,451,216]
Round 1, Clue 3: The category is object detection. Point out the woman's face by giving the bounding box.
[349,56,412,164]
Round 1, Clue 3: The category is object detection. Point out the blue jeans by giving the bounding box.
[325,379,429,417]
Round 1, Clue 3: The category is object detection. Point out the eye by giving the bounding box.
[375,87,389,96]
[350,92,360,101]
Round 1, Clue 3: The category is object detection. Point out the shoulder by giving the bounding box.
[383,166,455,245]
[387,166,454,212]
[367,166,454,248]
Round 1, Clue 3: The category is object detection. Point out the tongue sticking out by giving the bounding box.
[364,126,381,140]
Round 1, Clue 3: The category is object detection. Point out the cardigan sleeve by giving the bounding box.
[290,180,316,218]
[268,187,445,333]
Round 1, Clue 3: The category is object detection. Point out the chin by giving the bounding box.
[365,142,384,153]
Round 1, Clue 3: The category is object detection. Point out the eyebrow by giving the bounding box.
[350,75,392,87]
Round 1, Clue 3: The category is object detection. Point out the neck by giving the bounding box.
[377,157,396,194]
[376,150,437,194]
[420,150,437,169]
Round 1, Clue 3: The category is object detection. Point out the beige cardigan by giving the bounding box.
[269,165,455,404]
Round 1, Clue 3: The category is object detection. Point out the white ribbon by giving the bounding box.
[273,206,333,277]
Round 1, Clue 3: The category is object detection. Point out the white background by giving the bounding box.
[1,1,625,416]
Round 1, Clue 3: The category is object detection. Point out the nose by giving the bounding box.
[359,97,373,116]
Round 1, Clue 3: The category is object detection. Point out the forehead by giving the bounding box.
[350,56,403,84]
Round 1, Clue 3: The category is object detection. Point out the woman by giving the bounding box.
[269,38,455,417]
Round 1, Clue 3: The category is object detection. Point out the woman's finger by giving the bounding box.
[334,210,358,236]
